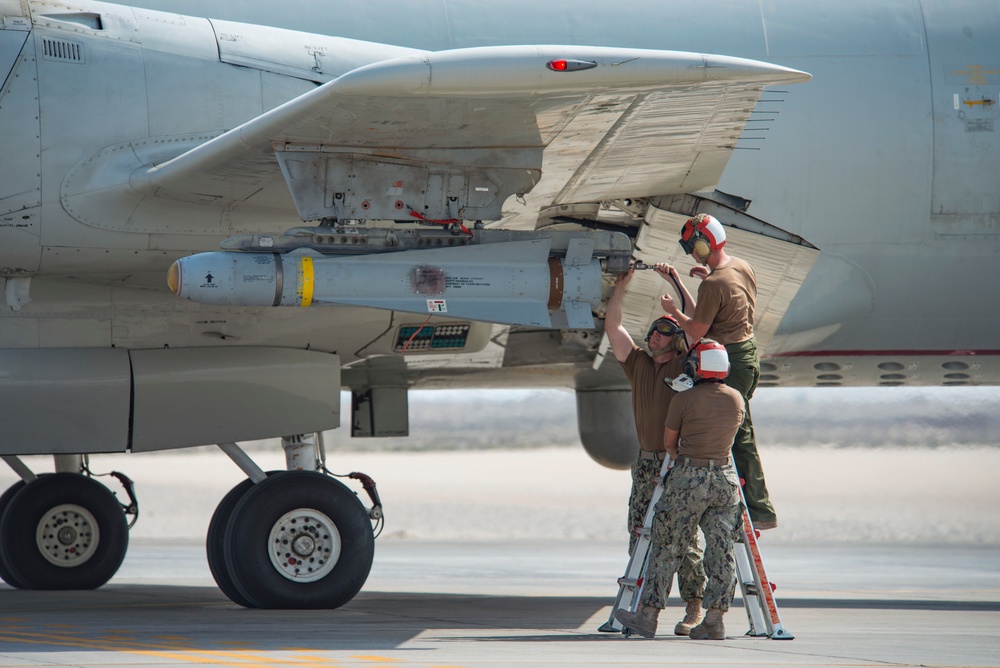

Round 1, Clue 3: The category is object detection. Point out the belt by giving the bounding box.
[638,450,667,461]
[677,456,730,468]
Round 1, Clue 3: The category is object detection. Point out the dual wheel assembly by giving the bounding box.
[207,471,375,609]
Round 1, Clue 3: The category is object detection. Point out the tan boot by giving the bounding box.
[674,598,703,636]
[615,604,660,639]
[689,608,726,640]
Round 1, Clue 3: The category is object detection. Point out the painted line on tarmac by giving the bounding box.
[0,628,469,668]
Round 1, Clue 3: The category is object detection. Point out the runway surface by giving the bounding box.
[2,541,999,667]
[2,446,999,666]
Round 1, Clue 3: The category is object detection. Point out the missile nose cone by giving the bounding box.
[167,261,180,294]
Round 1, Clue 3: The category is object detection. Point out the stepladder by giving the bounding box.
[596,453,673,635]
[598,454,793,639]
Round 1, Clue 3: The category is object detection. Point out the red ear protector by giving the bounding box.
[679,214,726,260]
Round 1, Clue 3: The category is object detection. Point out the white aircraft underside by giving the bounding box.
[0,0,996,608]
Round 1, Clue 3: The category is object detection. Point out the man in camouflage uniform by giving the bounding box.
[616,339,744,640]
[605,267,706,636]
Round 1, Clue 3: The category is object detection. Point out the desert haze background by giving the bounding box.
[2,386,998,546]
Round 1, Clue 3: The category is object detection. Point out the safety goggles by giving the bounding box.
[645,318,682,341]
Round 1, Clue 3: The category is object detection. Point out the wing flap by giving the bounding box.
[594,199,819,369]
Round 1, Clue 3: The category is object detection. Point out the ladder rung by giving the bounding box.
[617,577,639,588]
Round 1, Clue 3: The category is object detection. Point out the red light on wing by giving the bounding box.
[545,58,598,72]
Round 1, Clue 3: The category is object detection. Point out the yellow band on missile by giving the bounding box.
[298,256,314,307]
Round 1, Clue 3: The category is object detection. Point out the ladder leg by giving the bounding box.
[598,490,657,632]
[599,456,673,634]
[734,523,769,637]
[738,510,773,637]
[734,455,794,640]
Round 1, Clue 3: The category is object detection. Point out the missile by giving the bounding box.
[167,238,601,328]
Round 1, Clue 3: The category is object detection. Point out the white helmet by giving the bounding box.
[683,338,730,380]
[679,213,727,261]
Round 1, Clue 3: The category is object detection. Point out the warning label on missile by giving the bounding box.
[445,276,490,288]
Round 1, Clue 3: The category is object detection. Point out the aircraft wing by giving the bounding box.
[125,45,810,227]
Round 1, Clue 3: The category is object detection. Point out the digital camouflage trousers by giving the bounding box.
[629,457,706,602]
[639,462,742,611]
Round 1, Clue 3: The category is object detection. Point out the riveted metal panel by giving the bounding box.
[0,31,40,275]
[923,0,1000,237]
[210,18,420,84]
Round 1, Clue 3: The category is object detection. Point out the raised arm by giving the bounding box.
[660,295,710,342]
[654,262,708,340]
[605,269,637,363]
[653,263,696,316]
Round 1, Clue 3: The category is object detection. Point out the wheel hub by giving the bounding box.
[292,533,316,557]
[36,504,100,568]
[57,525,78,545]
[268,508,342,583]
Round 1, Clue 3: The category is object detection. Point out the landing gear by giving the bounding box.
[0,481,28,588]
[214,471,375,609]
[206,477,258,607]
[0,473,128,589]
[207,436,380,609]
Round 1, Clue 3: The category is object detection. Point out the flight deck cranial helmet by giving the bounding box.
[644,314,688,355]
[684,338,730,380]
[679,213,726,263]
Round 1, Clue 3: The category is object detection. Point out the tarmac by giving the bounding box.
[1,446,999,667]
[1,540,998,667]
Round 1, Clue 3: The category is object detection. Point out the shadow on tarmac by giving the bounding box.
[2,583,1000,668]
[3,583,999,656]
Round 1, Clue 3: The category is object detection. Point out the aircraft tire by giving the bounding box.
[0,473,128,590]
[207,477,258,607]
[0,481,29,588]
[223,471,374,609]
[207,471,282,607]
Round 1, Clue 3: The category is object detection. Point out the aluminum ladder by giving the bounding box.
[598,455,793,639]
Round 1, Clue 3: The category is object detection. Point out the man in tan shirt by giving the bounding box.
[605,268,706,635]
[658,213,777,529]
[616,339,744,640]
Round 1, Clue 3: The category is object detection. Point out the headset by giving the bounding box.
[683,338,730,380]
[679,214,726,261]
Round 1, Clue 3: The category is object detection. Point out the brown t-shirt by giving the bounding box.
[693,256,757,345]
[665,381,745,460]
[621,347,685,452]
